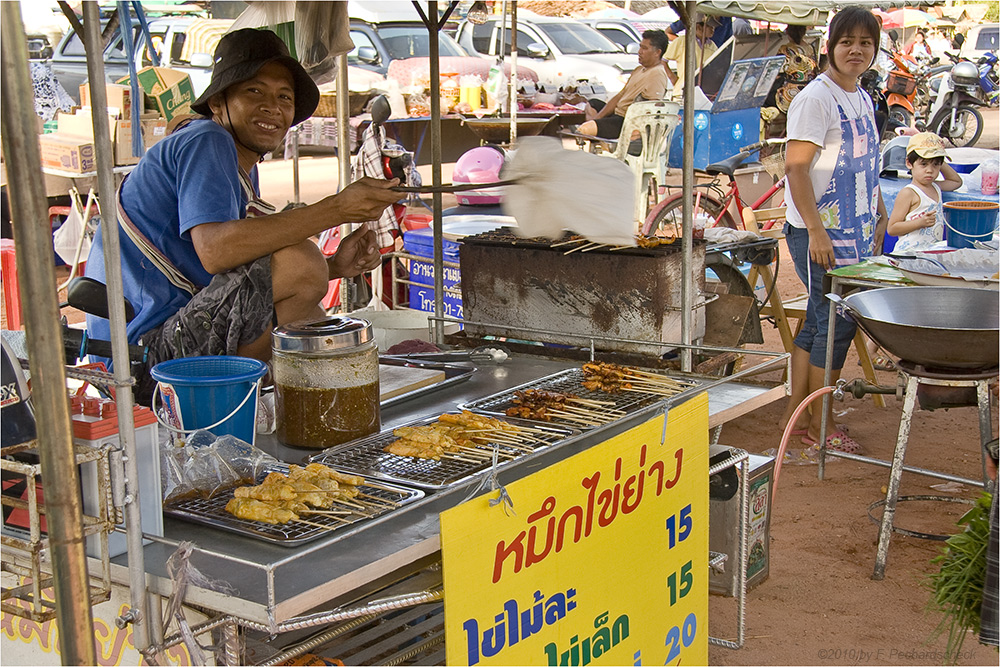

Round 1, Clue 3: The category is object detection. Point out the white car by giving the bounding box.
[960,22,999,62]
[455,10,637,96]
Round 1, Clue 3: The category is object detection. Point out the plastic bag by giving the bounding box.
[160,430,280,503]
[504,136,636,246]
[52,190,95,266]
[484,65,508,112]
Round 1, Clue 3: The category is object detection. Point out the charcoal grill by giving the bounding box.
[458,228,707,356]
[163,466,423,547]
[309,413,574,490]
[460,367,704,429]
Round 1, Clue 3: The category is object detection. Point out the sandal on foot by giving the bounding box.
[801,430,864,455]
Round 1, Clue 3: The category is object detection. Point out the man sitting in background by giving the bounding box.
[576,30,669,142]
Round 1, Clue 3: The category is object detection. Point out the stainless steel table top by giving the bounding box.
[111,354,784,624]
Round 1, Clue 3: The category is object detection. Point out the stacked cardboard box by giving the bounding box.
[39,82,168,172]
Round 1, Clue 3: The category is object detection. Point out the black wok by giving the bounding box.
[827,287,999,369]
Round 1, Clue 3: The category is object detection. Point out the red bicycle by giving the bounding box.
[641,138,787,236]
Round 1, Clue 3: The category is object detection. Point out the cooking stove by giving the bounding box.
[869,357,996,579]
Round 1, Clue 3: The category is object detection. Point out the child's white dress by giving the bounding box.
[892,183,944,253]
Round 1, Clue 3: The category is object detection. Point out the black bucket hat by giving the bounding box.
[191,28,319,126]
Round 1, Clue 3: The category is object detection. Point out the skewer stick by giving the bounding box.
[300,509,353,516]
[444,453,486,464]
[564,241,600,254]
[580,243,608,252]
[357,492,400,507]
[295,519,343,530]
[567,397,617,407]
[470,436,535,452]
[551,237,586,248]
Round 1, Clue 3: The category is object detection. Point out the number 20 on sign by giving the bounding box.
[441,393,709,666]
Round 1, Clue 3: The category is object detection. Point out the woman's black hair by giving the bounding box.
[826,6,881,73]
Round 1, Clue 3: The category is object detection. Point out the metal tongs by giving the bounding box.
[384,345,511,365]
[391,179,519,194]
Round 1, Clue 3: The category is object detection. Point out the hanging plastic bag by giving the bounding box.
[53,189,95,267]
[484,65,508,112]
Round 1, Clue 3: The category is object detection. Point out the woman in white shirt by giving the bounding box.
[779,6,889,455]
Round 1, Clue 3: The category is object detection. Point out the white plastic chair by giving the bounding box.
[610,100,681,225]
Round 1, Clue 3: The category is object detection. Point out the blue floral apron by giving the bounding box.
[816,80,880,266]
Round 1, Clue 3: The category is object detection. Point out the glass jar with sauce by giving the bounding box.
[272,317,380,449]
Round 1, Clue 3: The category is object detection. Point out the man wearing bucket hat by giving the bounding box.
[886,132,962,253]
[85,28,401,404]
[662,14,719,101]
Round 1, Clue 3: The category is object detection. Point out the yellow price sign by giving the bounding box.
[442,393,708,666]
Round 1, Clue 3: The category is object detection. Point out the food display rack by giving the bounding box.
[102,353,787,630]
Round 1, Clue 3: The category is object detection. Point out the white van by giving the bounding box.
[960,23,999,61]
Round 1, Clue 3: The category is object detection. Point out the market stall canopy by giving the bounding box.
[694,0,830,26]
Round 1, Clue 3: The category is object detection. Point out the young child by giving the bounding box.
[887,132,963,253]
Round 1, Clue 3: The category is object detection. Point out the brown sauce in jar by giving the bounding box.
[275,381,380,449]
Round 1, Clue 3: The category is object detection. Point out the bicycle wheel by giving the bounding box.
[933,105,983,148]
[642,192,737,236]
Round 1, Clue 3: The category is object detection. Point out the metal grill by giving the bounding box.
[310,414,574,490]
[460,368,704,429]
[163,466,423,547]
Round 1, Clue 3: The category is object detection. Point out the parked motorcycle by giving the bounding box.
[860,69,905,142]
[922,59,989,147]
[884,52,925,127]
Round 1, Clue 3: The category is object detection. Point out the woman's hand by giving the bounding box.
[328,225,382,279]
[807,227,836,270]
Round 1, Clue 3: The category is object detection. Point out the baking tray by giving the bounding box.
[378,357,476,409]
[163,465,424,547]
[459,367,705,429]
[309,413,575,490]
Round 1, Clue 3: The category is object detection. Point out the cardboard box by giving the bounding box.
[57,110,168,166]
[118,67,194,121]
[79,82,137,119]
[38,134,96,173]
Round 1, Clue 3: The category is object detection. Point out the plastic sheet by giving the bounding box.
[504,136,636,246]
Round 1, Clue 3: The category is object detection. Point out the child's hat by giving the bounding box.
[906,132,949,160]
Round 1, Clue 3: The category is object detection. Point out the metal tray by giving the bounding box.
[163,465,424,547]
[378,357,476,409]
[459,367,705,429]
[309,413,575,490]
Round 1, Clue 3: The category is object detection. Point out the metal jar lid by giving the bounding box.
[272,316,373,354]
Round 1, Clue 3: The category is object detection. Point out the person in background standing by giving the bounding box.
[778,6,888,454]
[663,15,719,101]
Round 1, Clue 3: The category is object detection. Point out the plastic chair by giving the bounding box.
[609,100,681,225]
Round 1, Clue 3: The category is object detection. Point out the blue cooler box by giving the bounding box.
[668,107,761,171]
[402,227,463,319]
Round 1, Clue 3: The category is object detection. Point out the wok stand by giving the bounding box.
[870,361,995,580]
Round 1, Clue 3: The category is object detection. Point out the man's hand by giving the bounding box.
[328,225,382,279]
[332,177,402,223]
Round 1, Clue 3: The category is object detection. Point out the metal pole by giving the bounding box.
[291,127,300,205]
[509,2,518,144]
[680,2,696,372]
[0,4,97,663]
[429,1,445,343]
[82,0,150,651]
[337,53,352,313]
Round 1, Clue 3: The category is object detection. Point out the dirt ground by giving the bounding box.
[706,241,998,666]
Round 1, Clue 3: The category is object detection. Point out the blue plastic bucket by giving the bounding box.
[150,356,267,444]
[943,200,998,249]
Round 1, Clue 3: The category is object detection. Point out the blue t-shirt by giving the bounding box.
[85,120,258,348]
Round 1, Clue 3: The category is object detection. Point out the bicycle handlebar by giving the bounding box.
[738,138,787,154]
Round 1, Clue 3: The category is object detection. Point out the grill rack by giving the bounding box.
[309,413,575,490]
[459,367,705,429]
[163,465,424,547]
